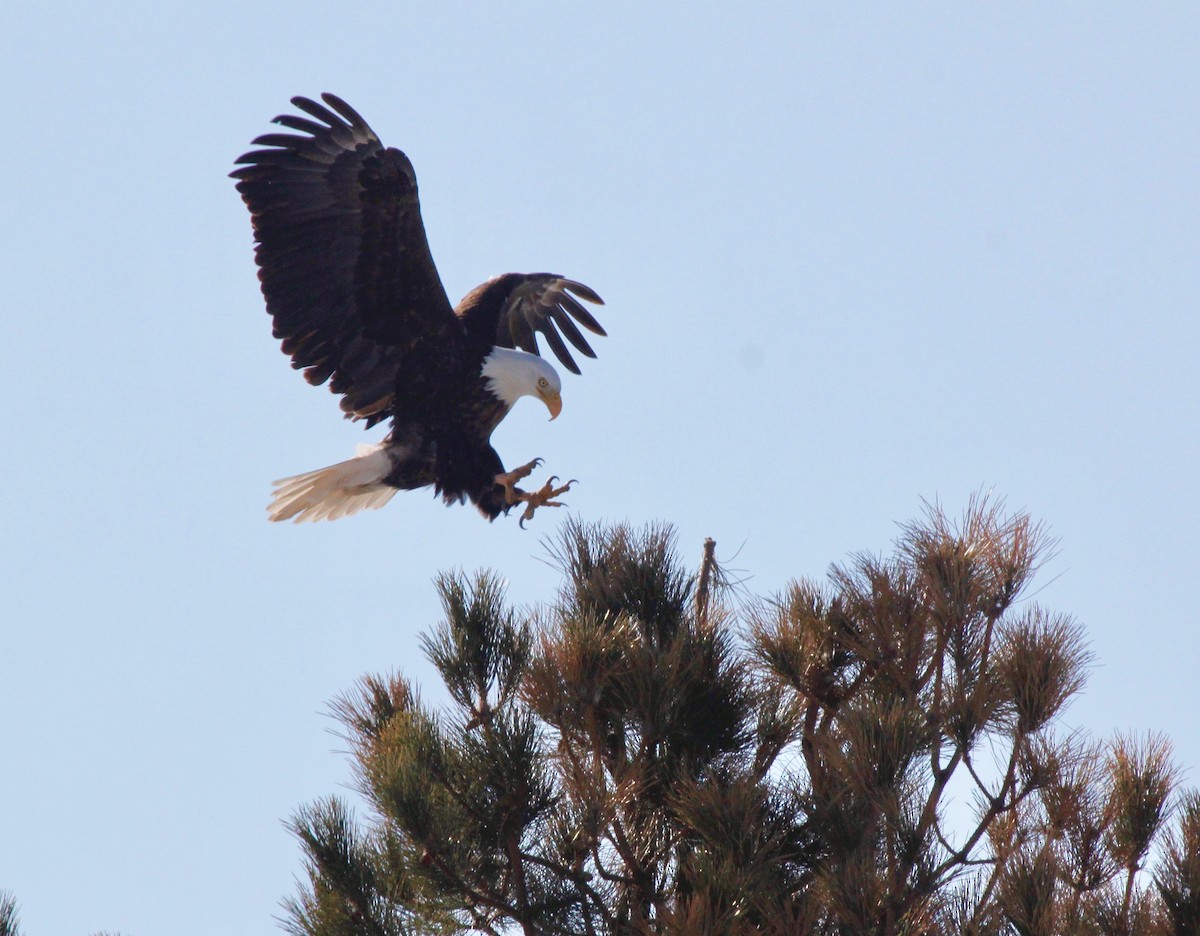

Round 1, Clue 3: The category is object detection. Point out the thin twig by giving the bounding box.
[696,537,717,626]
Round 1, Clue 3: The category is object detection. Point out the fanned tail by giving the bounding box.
[268,444,396,523]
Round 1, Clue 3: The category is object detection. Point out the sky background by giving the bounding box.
[2,3,1197,934]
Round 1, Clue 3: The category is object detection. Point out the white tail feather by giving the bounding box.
[268,443,396,523]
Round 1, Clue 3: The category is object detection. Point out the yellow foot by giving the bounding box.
[494,458,543,505]
[517,476,577,529]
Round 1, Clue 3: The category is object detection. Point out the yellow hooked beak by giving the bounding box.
[542,390,562,421]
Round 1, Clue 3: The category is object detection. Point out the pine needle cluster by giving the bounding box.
[283,502,1200,935]
[0,894,20,936]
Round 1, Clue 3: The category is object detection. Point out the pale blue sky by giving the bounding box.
[2,4,1197,934]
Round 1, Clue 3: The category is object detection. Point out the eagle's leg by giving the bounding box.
[516,476,577,529]
[494,457,543,505]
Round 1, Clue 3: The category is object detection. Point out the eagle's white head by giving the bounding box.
[481,347,563,419]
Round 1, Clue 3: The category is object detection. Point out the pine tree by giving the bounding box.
[0,893,21,936]
[283,501,1200,935]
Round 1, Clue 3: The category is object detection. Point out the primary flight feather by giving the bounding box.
[231,94,606,524]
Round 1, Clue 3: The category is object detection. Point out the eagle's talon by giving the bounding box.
[495,458,546,505]
[516,477,577,528]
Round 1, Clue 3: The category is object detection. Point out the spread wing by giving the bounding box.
[231,93,462,426]
[459,274,607,375]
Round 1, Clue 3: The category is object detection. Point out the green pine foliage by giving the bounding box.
[0,894,21,936]
[284,503,1200,935]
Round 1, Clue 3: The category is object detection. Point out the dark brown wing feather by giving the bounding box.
[231,93,462,425]
[457,274,606,375]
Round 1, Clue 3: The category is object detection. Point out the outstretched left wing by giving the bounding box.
[231,93,462,426]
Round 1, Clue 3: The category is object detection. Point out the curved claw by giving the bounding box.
[515,476,578,529]
[495,457,548,506]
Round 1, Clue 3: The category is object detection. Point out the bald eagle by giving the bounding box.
[232,94,605,524]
